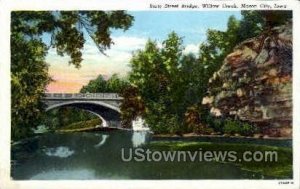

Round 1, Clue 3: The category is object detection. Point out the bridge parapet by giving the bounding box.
[44,93,123,100]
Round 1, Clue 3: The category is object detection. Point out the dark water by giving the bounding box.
[11,131,278,180]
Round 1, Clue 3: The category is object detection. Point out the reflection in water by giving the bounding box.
[43,146,75,158]
[94,135,109,148]
[131,132,147,147]
[11,131,268,180]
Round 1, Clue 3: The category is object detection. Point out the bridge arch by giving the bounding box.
[45,101,121,128]
[45,101,120,113]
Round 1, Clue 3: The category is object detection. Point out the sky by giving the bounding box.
[46,11,242,93]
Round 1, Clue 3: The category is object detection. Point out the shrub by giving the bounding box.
[202,111,215,126]
[223,119,240,134]
[168,116,183,135]
[212,118,224,133]
[145,114,171,134]
[60,118,102,130]
[202,112,224,133]
[223,119,258,136]
[240,122,259,136]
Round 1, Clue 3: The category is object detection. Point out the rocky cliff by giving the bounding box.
[203,21,292,137]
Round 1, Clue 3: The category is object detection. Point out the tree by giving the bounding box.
[80,75,108,93]
[124,11,292,134]
[235,11,291,48]
[106,74,129,93]
[11,11,133,140]
[179,54,207,111]
[127,32,196,134]
[237,11,264,42]
[195,11,292,133]
[11,36,50,139]
[120,85,145,128]
[80,73,129,93]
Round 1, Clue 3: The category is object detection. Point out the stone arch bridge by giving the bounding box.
[43,93,123,128]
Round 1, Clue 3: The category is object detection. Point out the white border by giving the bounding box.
[0,0,299,189]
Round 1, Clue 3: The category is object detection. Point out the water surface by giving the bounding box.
[12,131,273,180]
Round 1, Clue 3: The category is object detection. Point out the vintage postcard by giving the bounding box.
[0,0,299,188]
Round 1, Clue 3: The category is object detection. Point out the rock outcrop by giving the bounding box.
[203,21,292,137]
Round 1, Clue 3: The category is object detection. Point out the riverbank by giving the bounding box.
[146,141,292,179]
[57,118,101,130]
[57,126,120,133]
[152,133,292,148]
[153,133,292,140]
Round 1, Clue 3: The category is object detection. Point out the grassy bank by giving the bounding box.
[146,141,292,179]
[57,118,102,132]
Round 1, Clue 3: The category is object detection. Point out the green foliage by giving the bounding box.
[12,11,133,67]
[212,119,224,133]
[237,11,264,42]
[11,35,50,140]
[202,113,259,136]
[223,119,241,135]
[145,113,179,135]
[58,118,101,131]
[120,85,145,128]
[237,11,292,42]
[106,74,129,93]
[191,11,291,135]
[124,11,270,134]
[80,74,129,93]
[223,119,258,136]
[11,11,133,140]
[12,10,291,139]
[179,54,208,115]
[197,11,292,83]
[121,11,293,135]
[80,75,107,93]
[240,122,258,136]
[127,32,192,134]
[40,107,99,130]
[198,15,240,80]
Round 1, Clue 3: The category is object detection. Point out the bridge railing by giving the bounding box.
[44,93,122,99]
